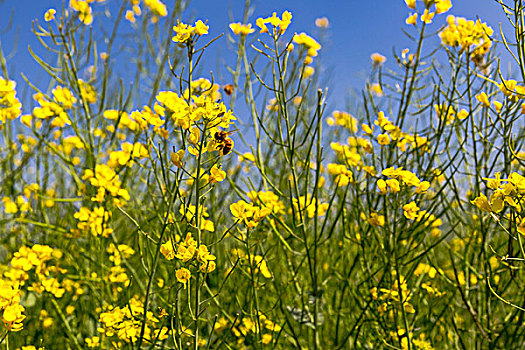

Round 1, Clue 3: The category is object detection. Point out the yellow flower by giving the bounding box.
[370,83,383,96]
[416,181,430,193]
[435,0,452,14]
[303,66,315,78]
[3,303,25,330]
[386,179,400,193]
[315,17,329,28]
[493,100,503,113]
[403,201,420,220]
[476,92,490,107]
[406,13,418,25]
[252,255,272,278]
[143,0,168,17]
[361,212,385,227]
[377,179,388,194]
[256,11,292,35]
[377,133,391,145]
[2,197,18,214]
[209,164,226,183]
[439,15,493,55]
[471,194,491,212]
[194,20,209,35]
[176,267,191,288]
[370,53,386,66]
[171,149,185,168]
[326,111,357,132]
[44,9,56,22]
[160,239,176,260]
[405,0,416,9]
[421,9,435,24]
[293,32,321,58]
[69,0,93,25]
[172,20,209,44]
[125,10,136,23]
[229,23,255,36]
[362,123,373,134]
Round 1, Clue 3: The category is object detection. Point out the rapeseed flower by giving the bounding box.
[44,9,56,22]
[172,20,209,45]
[256,11,292,35]
[315,17,329,28]
[176,268,191,288]
[229,23,255,36]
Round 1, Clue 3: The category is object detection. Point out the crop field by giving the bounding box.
[0,0,524,349]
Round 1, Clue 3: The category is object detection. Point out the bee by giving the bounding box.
[223,84,234,96]
[214,129,237,156]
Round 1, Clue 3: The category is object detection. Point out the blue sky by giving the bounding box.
[0,0,513,112]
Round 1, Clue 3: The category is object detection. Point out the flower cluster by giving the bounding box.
[434,103,469,125]
[125,0,168,23]
[496,79,525,103]
[290,195,329,219]
[28,91,71,128]
[360,212,386,227]
[256,11,292,35]
[214,313,281,346]
[246,191,286,215]
[82,164,131,205]
[107,142,149,168]
[230,200,272,228]
[73,206,113,237]
[69,0,102,25]
[326,111,357,132]
[0,279,25,332]
[98,297,168,344]
[364,111,429,152]
[172,20,209,45]
[439,15,493,59]
[371,274,415,315]
[404,0,452,25]
[229,249,272,279]
[293,32,321,66]
[3,244,67,332]
[156,87,235,132]
[0,78,22,127]
[377,167,430,194]
[161,233,217,276]
[327,163,354,187]
[471,172,525,233]
[229,23,255,36]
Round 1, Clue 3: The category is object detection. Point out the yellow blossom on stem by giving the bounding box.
[44,9,56,22]
[476,92,490,107]
[421,9,435,24]
[229,23,255,36]
[256,11,292,35]
[406,13,418,25]
[405,0,416,9]
[403,201,420,220]
[371,53,386,66]
[69,0,93,25]
[435,0,452,14]
[172,20,209,44]
[377,133,391,145]
[209,164,226,183]
[171,149,185,168]
[175,268,191,288]
[315,17,329,28]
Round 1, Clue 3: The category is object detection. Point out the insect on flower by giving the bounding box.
[214,129,238,156]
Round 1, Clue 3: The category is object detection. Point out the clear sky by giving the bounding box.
[0,0,514,112]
